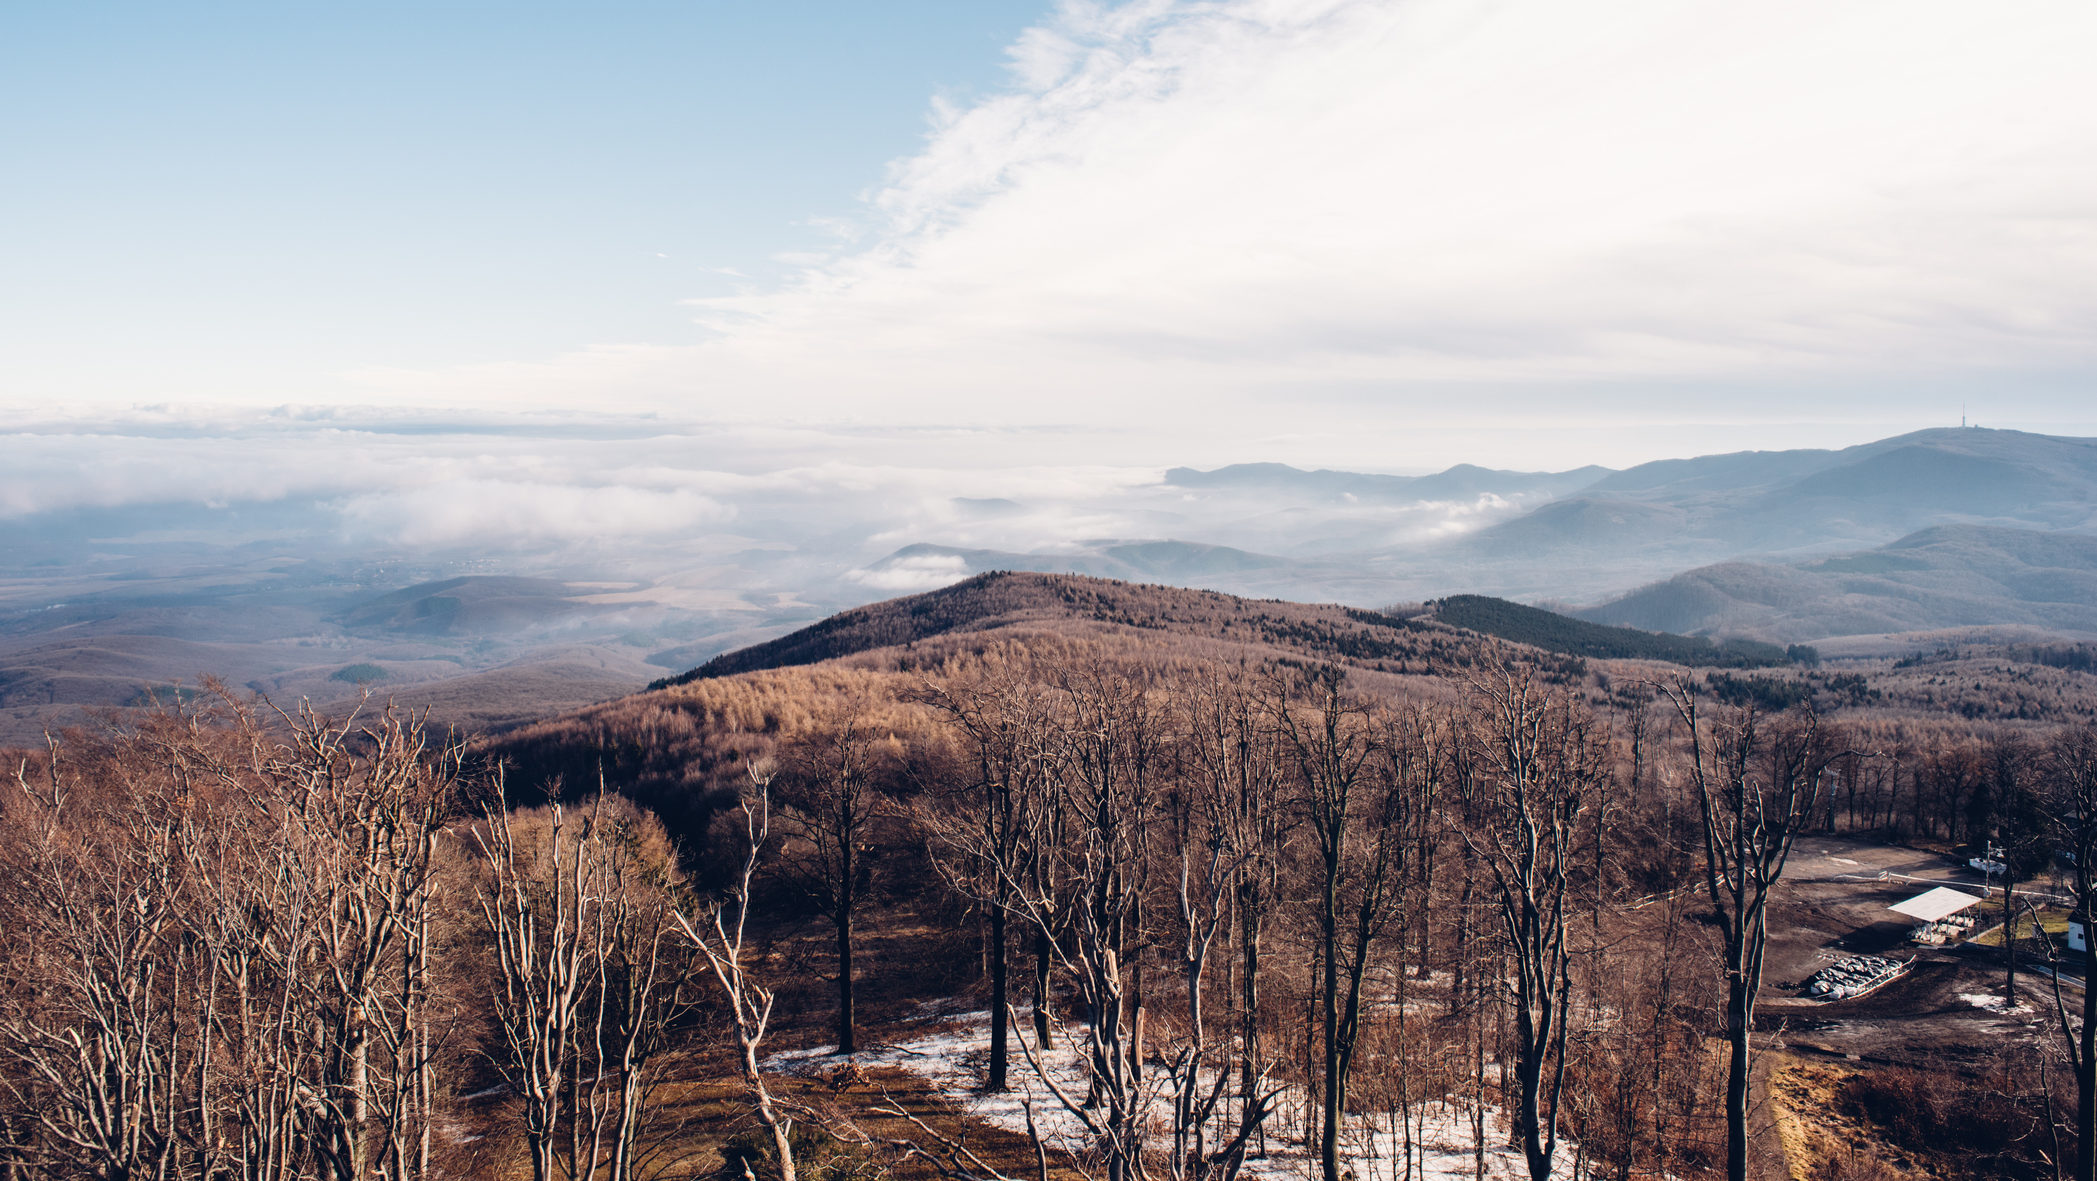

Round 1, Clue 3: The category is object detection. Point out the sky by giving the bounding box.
[5,0,2097,484]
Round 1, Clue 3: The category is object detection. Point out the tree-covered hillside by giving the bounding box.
[1431,594,1794,667]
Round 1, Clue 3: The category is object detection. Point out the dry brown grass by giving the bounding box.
[1769,1058,1934,1181]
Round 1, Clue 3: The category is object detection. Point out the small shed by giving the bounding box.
[1890,886,1985,923]
[1890,886,1984,944]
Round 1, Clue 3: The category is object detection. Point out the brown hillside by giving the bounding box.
[652,570,1472,686]
[485,575,1491,837]
[484,571,2096,851]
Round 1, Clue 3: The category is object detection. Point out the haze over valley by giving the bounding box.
[5,418,2093,741]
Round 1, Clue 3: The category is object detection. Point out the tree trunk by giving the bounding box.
[2080,900,2097,1181]
[1725,973,1752,1181]
[1034,929,1055,1050]
[1319,864,1341,1181]
[837,910,856,1055]
[1237,878,1263,1144]
[2004,879,2019,1006]
[1516,998,1549,1181]
[987,904,1009,1091]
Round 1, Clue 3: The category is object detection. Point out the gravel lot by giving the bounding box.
[1753,837,2061,1066]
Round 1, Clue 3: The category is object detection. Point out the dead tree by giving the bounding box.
[1663,685,1836,1181]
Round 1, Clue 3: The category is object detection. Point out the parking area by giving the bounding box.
[1753,838,2059,1065]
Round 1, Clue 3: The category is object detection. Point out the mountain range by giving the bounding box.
[857,427,2097,622]
[3,425,2092,742]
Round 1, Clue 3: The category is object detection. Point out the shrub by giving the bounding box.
[1838,1066,2042,1175]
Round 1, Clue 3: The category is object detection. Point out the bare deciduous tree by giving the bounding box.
[476,783,691,1181]
[1663,684,1838,1181]
[0,697,461,1181]
[915,662,1064,1091]
[1181,670,1289,1153]
[1272,668,1408,1181]
[675,763,798,1181]
[1464,668,1598,1181]
[775,701,894,1057]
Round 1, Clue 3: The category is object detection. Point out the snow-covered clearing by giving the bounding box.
[768,1009,1555,1181]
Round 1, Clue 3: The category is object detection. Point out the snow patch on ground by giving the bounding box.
[768,1010,1552,1180]
[1959,992,2032,1014]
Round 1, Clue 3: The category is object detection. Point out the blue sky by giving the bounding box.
[4,2,1044,401]
[6,0,2097,478]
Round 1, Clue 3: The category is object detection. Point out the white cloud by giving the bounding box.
[847,552,974,593]
[333,479,734,549]
[0,412,1170,569]
[345,0,2097,450]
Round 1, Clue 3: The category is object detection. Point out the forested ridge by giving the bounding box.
[5,576,2097,1181]
[1427,595,1797,668]
[652,573,1471,689]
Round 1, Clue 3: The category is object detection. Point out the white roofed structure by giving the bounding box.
[1889,886,1984,923]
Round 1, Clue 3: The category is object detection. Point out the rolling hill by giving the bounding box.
[504,572,1806,829]
[8,427,2097,746]
[1429,594,1794,666]
[655,570,1788,690]
[338,575,619,635]
[1580,524,2097,641]
[497,568,2097,845]
[951,429,2097,609]
[655,571,1452,687]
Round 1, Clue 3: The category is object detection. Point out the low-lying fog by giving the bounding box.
[0,408,1621,740]
[9,410,2094,743]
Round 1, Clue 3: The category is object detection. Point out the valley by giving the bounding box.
[4,426,2094,745]
[4,429,2094,1179]
[8,565,2090,1180]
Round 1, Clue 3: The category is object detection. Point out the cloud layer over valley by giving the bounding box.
[0,410,1559,598]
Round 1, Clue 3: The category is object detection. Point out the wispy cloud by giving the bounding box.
[343,0,2097,448]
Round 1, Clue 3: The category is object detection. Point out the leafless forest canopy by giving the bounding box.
[6,573,2097,1181]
